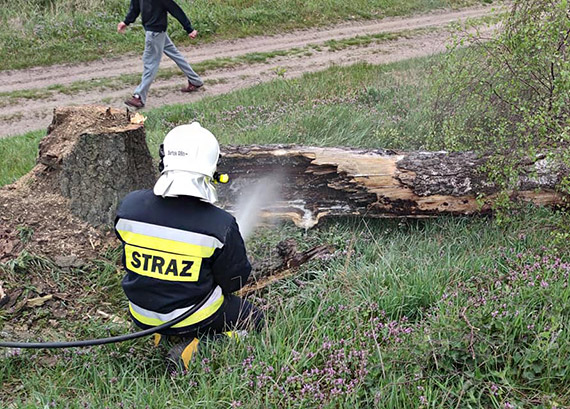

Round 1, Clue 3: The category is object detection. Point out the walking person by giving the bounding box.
[117,0,204,109]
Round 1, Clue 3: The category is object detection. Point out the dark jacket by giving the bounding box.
[115,190,251,323]
[124,0,194,34]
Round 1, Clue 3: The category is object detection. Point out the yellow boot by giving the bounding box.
[166,337,200,371]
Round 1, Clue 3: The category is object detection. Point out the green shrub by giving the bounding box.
[431,0,570,197]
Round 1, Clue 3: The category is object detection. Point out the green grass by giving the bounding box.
[142,58,439,159]
[1,210,568,407]
[0,0,486,70]
[0,130,43,186]
[1,51,568,408]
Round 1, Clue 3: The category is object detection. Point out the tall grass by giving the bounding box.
[1,211,568,407]
[0,0,482,70]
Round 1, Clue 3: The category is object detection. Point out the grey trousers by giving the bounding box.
[134,31,203,104]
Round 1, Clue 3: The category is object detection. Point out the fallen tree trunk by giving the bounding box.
[2,105,567,261]
[217,145,568,228]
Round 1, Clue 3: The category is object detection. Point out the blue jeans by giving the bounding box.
[134,31,203,104]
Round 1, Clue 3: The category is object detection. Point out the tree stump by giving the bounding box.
[37,106,155,225]
[0,105,155,260]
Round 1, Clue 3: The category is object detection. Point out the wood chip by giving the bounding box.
[0,282,7,308]
[130,112,146,124]
[26,294,53,307]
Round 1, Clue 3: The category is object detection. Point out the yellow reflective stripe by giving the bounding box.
[125,244,201,282]
[116,219,222,249]
[118,230,216,258]
[129,295,224,328]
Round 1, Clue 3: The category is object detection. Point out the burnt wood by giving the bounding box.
[217,145,566,228]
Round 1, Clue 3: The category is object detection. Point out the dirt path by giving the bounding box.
[0,5,500,138]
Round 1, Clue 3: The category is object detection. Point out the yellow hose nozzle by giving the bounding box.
[214,172,229,184]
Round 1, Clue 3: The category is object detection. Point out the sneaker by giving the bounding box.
[125,94,144,108]
[180,81,203,93]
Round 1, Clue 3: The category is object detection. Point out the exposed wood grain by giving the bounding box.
[217,145,567,227]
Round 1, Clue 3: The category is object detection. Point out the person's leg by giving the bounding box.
[133,31,167,104]
[202,294,264,335]
[162,33,203,87]
[164,295,262,370]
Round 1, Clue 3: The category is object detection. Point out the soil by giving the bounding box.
[0,5,500,138]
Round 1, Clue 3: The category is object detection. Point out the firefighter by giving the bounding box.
[114,122,262,368]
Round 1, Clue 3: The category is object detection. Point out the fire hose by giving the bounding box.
[0,287,215,349]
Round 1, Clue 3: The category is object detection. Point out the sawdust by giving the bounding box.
[0,185,114,262]
[0,106,138,262]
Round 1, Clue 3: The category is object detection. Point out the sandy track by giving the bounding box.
[0,5,499,138]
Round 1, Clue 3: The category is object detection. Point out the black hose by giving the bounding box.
[0,288,215,349]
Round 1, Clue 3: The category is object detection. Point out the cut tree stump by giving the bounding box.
[37,106,156,225]
[217,145,568,228]
[0,106,154,260]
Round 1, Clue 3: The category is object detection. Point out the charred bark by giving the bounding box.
[238,239,334,296]
[217,145,567,228]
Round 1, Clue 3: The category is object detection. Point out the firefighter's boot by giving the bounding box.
[166,337,200,371]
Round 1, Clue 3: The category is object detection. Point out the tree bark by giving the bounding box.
[217,145,567,228]
[36,105,156,225]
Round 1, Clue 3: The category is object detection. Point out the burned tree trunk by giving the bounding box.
[238,239,334,296]
[217,145,567,228]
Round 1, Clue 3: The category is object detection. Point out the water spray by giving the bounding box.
[234,175,283,241]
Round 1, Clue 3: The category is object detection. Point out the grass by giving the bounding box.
[1,51,568,407]
[0,130,43,186]
[1,211,568,407]
[142,58,440,158]
[0,0,487,70]
[0,56,440,186]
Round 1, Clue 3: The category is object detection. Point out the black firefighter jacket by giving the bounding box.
[114,189,251,330]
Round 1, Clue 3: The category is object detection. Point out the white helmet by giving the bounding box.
[153,122,220,203]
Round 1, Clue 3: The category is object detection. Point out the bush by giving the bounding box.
[431,0,570,196]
